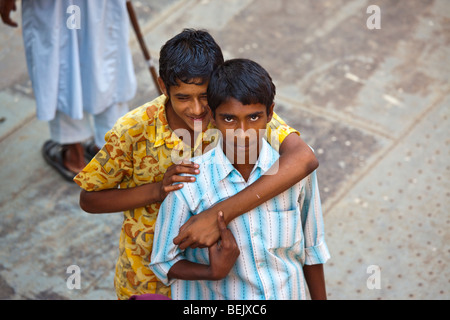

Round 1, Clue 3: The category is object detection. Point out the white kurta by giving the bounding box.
[21,0,137,121]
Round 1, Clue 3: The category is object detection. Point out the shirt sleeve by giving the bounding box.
[299,170,331,265]
[73,128,133,191]
[266,112,300,152]
[149,191,191,286]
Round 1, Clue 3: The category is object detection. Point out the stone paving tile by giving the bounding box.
[0,115,123,299]
[0,2,28,91]
[216,0,449,137]
[324,96,449,299]
[274,100,389,205]
[0,90,35,143]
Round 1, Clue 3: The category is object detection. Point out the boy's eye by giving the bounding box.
[250,115,260,121]
[224,117,234,123]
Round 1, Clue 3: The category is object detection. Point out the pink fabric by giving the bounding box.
[129,294,171,300]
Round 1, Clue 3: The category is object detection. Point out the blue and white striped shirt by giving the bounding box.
[150,139,330,300]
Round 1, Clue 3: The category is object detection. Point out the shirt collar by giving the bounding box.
[153,95,173,148]
[212,138,279,183]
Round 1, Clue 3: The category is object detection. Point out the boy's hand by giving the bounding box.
[158,162,199,201]
[207,212,240,280]
[173,206,221,249]
[0,0,18,27]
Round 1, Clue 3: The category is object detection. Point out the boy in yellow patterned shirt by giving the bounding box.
[74,29,318,300]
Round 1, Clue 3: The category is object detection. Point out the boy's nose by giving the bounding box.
[191,99,205,116]
[239,122,249,132]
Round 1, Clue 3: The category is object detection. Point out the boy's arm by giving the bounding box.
[174,132,318,249]
[150,193,239,285]
[303,264,327,300]
[167,212,240,281]
[80,182,160,213]
[78,162,199,213]
[75,124,200,214]
[300,169,330,299]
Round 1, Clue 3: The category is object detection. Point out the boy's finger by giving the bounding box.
[217,211,234,243]
[180,160,199,167]
[189,242,200,249]
[172,165,200,176]
[217,211,226,231]
[178,238,195,250]
[176,162,199,170]
[217,212,239,249]
[169,175,196,183]
[166,162,199,174]
[173,233,184,245]
[173,220,191,245]
[164,184,183,194]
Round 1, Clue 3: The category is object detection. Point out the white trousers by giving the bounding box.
[48,102,129,148]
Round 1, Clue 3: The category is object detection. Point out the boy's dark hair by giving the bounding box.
[159,28,224,90]
[207,59,276,116]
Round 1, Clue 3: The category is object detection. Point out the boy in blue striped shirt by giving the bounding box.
[150,59,330,300]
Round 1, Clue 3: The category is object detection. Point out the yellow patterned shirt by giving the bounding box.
[74,95,299,300]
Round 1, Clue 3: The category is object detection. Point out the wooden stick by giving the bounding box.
[126,0,162,95]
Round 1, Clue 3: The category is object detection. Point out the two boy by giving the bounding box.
[74,29,326,300]
[150,59,330,300]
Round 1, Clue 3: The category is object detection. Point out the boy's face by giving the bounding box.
[212,98,274,164]
[159,78,211,132]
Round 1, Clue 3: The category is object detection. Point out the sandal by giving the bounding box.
[41,140,78,182]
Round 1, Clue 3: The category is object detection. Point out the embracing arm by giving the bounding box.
[79,162,200,214]
[79,183,161,213]
[221,133,317,220]
[174,133,318,249]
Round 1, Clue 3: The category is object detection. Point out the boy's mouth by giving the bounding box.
[235,143,250,150]
[187,112,208,122]
[228,140,258,151]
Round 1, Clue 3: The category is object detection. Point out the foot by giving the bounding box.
[63,143,87,173]
[42,140,83,182]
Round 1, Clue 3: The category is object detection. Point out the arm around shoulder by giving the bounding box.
[279,132,318,174]
[172,132,319,249]
[79,182,163,214]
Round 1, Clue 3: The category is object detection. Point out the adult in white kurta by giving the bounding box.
[22,0,136,121]
[18,0,137,177]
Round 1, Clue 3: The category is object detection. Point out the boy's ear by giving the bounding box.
[267,103,275,123]
[158,77,168,97]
